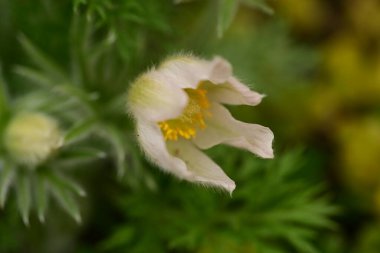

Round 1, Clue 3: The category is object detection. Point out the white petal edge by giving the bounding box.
[193,103,274,158]
[167,140,236,193]
[169,55,263,106]
[127,72,188,122]
[205,76,264,106]
[155,55,233,89]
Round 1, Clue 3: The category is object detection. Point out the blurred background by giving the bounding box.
[0,0,380,252]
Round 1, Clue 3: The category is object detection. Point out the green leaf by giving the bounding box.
[15,66,95,111]
[15,66,91,102]
[240,0,274,15]
[18,34,66,81]
[14,66,54,88]
[100,227,135,250]
[35,174,49,223]
[63,179,87,198]
[59,84,97,108]
[73,0,87,12]
[47,175,82,223]
[287,232,318,253]
[217,0,239,38]
[0,66,9,121]
[16,173,32,225]
[103,125,127,178]
[64,117,97,144]
[0,162,15,208]
[59,147,106,161]
[173,0,196,4]
[46,170,86,198]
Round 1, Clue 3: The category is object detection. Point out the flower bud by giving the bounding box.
[4,112,63,167]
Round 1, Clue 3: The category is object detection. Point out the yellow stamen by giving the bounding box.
[158,85,211,141]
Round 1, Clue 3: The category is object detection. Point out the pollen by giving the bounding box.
[158,85,210,141]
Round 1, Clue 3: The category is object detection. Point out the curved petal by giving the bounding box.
[156,55,233,89]
[127,72,188,122]
[193,103,274,158]
[136,119,190,179]
[167,140,235,193]
[205,77,264,106]
[207,56,233,84]
[136,119,235,193]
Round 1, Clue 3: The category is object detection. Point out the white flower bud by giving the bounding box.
[4,112,63,167]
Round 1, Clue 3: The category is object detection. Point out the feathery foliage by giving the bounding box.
[0,0,357,253]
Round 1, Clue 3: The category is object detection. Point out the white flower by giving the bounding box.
[4,112,63,167]
[127,55,274,193]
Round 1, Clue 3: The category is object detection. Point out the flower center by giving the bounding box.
[158,85,210,141]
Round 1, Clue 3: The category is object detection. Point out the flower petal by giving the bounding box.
[205,77,264,106]
[156,55,233,89]
[127,73,188,122]
[181,56,264,106]
[193,103,274,158]
[136,119,190,179]
[136,120,235,193]
[167,140,236,193]
[207,56,233,84]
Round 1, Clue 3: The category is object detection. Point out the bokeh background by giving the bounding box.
[0,0,380,252]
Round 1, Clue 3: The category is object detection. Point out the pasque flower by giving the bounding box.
[127,55,274,193]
